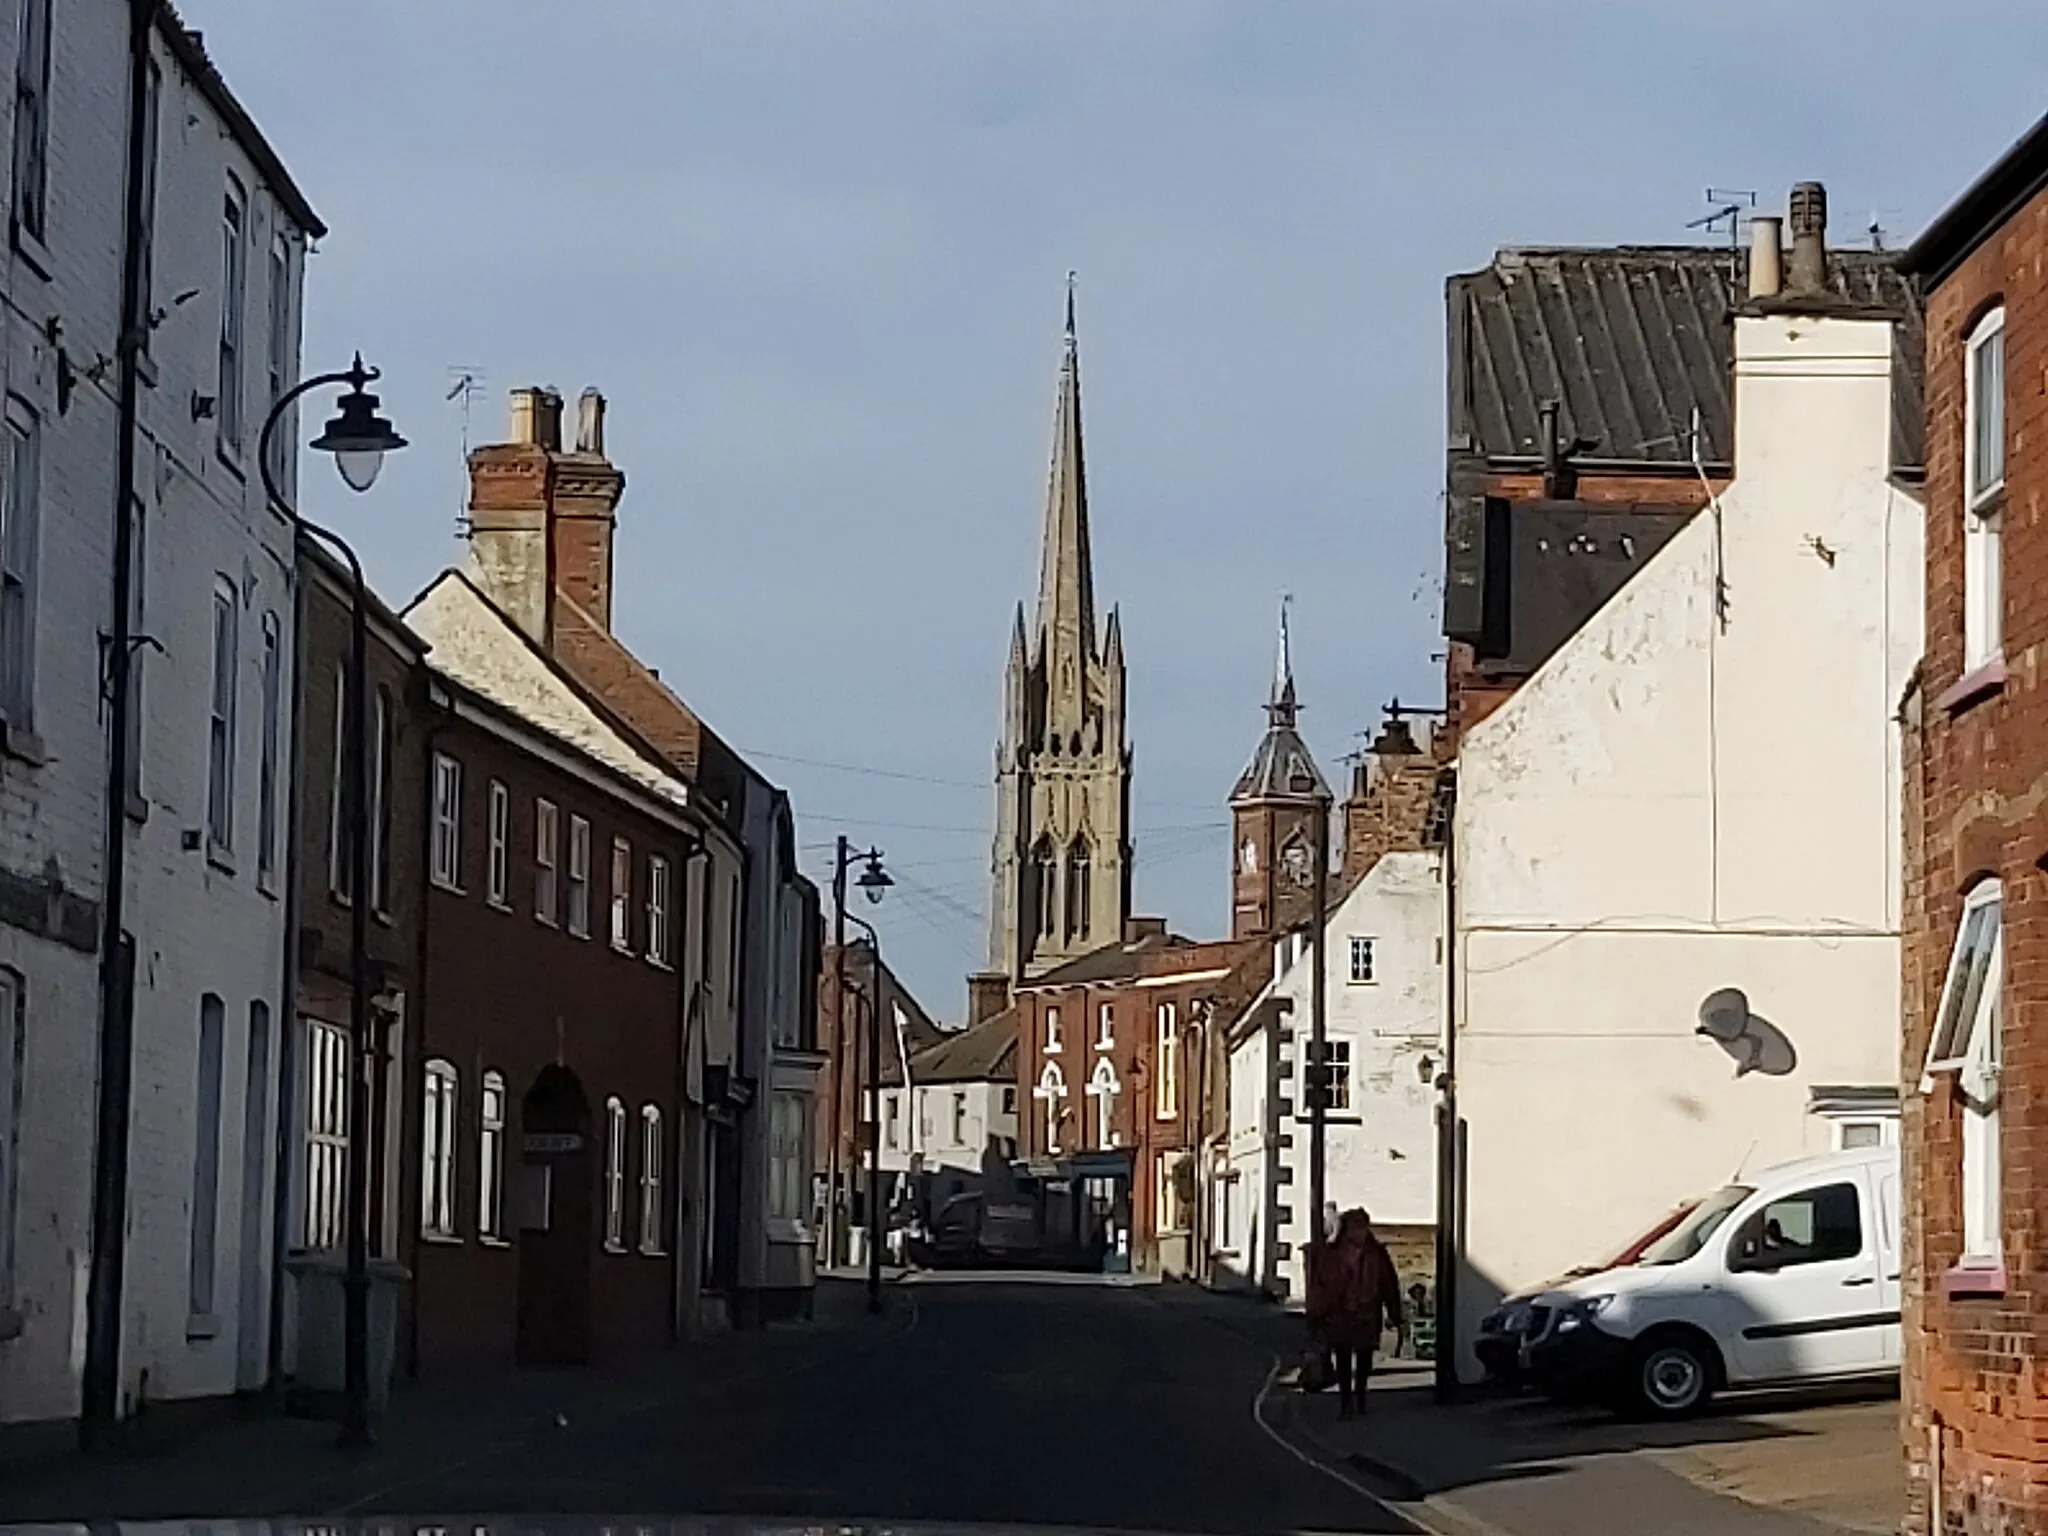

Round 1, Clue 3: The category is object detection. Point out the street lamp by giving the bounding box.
[826,838,887,1272]
[257,353,407,1448]
[846,907,888,1315]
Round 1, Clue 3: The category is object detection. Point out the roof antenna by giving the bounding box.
[1688,187,1757,286]
[446,366,483,536]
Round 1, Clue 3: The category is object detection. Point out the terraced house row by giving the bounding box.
[0,0,822,1435]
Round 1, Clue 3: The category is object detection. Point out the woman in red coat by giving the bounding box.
[1307,1208,1404,1418]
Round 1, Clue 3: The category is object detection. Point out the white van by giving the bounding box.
[1520,1145,1901,1417]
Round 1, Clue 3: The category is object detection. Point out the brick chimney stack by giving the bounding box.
[465,385,627,642]
[1340,714,1441,887]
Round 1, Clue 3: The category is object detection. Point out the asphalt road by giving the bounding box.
[354,1280,1411,1533]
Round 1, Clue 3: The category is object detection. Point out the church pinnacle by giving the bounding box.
[982,283,1134,986]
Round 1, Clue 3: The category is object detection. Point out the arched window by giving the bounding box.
[1066,837,1091,942]
[638,1104,664,1255]
[1034,1061,1067,1154]
[1086,1056,1120,1149]
[603,1096,627,1252]
[1033,837,1057,940]
[478,1069,506,1241]
[421,1059,459,1238]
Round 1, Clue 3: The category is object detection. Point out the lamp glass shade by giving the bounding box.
[334,447,383,493]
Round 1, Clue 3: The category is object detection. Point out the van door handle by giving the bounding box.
[1843,1276,1876,1287]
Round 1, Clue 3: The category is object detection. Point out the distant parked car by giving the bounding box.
[1523,1146,1901,1418]
[1474,1198,1701,1386]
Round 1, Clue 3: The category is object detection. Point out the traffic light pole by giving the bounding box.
[1307,791,1330,1270]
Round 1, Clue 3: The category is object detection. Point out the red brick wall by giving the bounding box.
[1904,177,2048,1536]
[412,704,691,1372]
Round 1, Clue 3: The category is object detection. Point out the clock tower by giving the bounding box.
[1229,599,1331,941]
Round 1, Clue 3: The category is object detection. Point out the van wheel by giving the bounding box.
[1629,1332,1715,1418]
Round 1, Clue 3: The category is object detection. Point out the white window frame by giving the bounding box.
[637,1104,664,1255]
[1045,1007,1061,1052]
[325,663,349,902]
[534,798,559,924]
[1155,1003,1179,1120]
[603,1096,627,1251]
[1321,1037,1353,1113]
[0,969,21,1310]
[647,853,673,966]
[0,399,36,737]
[478,1069,505,1242]
[769,1093,807,1221]
[1087,1055,1121,1149]
[1096,1003,1114,1051]
[430,753,463,891]
[610,837,633,950]
[301,1016,350,1249]
[951,1090,968,1146]
[256,612,282,887]
[1964,306,2006,671]
[189,995,226,1323]
[205,577,239,856]
[1924,879,2004,1264]
[1347,935,1377,985]
[566,815,592,937]
[485,779,510,908]
[1157,1150,1189,1235]
[265,232,295,490]
[10,0,51,248]
[884,1091,900,1151]
[218,177,247,458]
[420,1059,459,1239]
[1034,1061,1067,1154]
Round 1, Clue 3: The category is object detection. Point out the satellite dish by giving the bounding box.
[1695,987,1797,1078]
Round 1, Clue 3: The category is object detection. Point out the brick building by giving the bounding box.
[280,544,428,1389]
[1013,927,1266,1276]
[403,570,704,1369]
[1896,112,2048,1536]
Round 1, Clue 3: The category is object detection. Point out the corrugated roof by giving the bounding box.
[910,1010,1017,1085]
[1449,246,1923,477]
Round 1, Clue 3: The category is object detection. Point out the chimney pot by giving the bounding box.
[1787,182,1828,294]
[1747,215,1783,300]
[509,386,542,445]
[576,387,607,456]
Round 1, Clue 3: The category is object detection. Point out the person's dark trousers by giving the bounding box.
[1333,1346,1375,1416]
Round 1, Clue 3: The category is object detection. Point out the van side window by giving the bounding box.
[1727,1181,1862,1271]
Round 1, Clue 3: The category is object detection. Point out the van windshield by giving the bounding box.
[1636,1183,1752,1265]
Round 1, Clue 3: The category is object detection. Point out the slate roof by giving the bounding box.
[909,1010,1017,1085]
[1448,245,1924,479]
[1230,722,1328,805]
[1020,931,1197,988]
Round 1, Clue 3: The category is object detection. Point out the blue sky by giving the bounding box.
[184,1,2045,1016]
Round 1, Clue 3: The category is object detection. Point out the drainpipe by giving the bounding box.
[1433,771,1460,1402]
[673,840,709,1337]
[81,0,161,1448]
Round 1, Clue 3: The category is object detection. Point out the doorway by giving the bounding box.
[516,1065,594,1366]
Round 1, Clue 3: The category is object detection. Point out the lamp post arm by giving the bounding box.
[256,360,382,524]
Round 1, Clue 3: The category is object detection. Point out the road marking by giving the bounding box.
[1251,1357,1515,1536]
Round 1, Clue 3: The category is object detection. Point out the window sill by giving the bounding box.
[602,1241,627,1255]
[185,1312,221,1342]
[420,1231,463,1247]
[486,896,512,913]
[611,939,634,956]
[1944,1259,2006,1297]
[568,928,591,942]
[135,350,158,389]
[536,917,559,930]
[638,1247,667,1259]
[124,789,149,824]
[1938,657,2007,715]
[646,955,676,972]
[479,1235,513,1250]
[215,444,247,482]
[430,877,464,896]
[206,847,236,877]
[0,724,47,767]
[11,224,51,281]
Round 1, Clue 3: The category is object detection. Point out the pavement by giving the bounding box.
[0,1276,1899,1536]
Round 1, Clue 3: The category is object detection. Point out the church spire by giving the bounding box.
[1035,274,1096,672]
[1269,594,1298,728]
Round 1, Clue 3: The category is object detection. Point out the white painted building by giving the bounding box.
[0,2,315,1422]
[879,1011,1019,1207]
[1217,851,1442,1301]
[1447,229,1924,1377]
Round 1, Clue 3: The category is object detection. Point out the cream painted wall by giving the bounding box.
[1451,310,1924,1377]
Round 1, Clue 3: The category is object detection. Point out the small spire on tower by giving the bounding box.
[1269,594,1298,726]
[1065,269,1078,348]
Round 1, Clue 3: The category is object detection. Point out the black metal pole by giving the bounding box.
[1307,793,1330,1275]
[826,837,847,1269]
[257,369,382,1445]
[1434,774,1460,1403]
[848,911,884,1313]
[82,0,163,1450]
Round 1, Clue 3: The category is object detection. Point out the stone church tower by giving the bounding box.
[1229,600,1331,941]
[982,291,1133,987]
